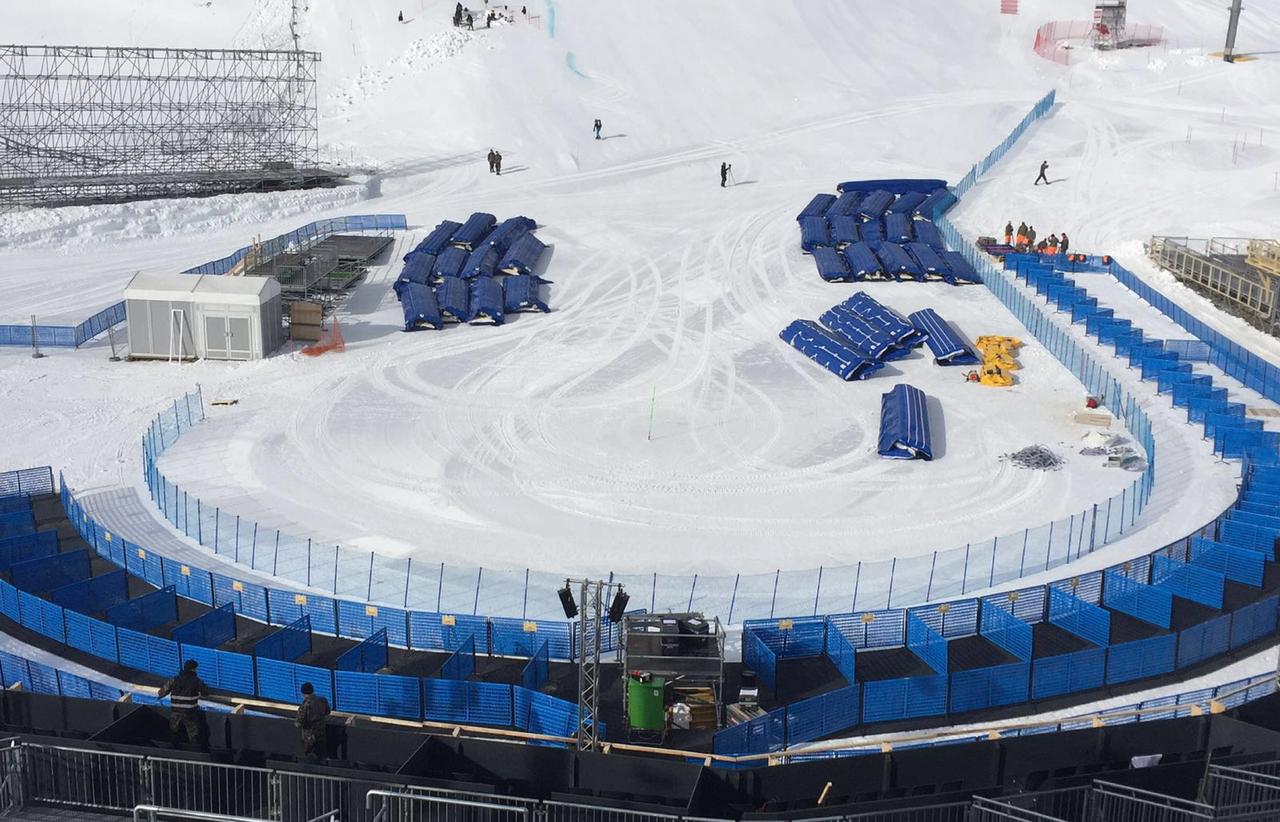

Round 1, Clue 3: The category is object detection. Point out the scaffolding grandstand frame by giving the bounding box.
[0,44,338,208]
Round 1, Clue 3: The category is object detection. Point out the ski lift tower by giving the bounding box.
[1093,0,1127,50]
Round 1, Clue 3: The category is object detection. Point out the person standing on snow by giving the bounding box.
[593,119,602,140]
[1016,221,1028,247]
[1060,232,1070,255]
[1027,226,1037,247]
[398,10,403,22]
[494,151,503,175]
[466,12,474,29]
[1004,221,1013,245]
[720,162,729,188]
[487,149,496,174]
[1034,160,1050,185]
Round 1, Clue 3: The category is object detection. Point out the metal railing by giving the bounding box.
[1201,765,1280,821]
[1088,781,1215,822]
[967,796,1066,821]
[134,805,339,822]
[368,790,533,822]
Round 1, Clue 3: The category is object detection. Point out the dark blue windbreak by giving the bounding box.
[909,308,979,365]
[779,320,884,381]
[469,277,505,325]
[502,275,550,313]
[878,384,933,460]
[499,233,548,276]
[436,277,472,322]
[401,282,443,331]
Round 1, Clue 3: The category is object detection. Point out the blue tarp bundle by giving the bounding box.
[905,243,950,280]
[884,213,914,244]
[843,292,925,346]
[450,212,497,251]
[436,277,472,323]
[503,275,550,313]
[940,251,982,284]
[875,243,925,282]
[819,306,910,361]
[856,191,895,220]
[912,220,945,251]
[841,243,883,280]
[829,190,864,217]
[914,188,957,219]
[878,384,934,460]
[401,282,444,331]
[828,215,861,247]
[485,216,535,256]
[838,179,947,195]
[393,252,437,300]
[405,220,461,260]
[887,191,928,216]
[779,320,885,381]
[813,247,852,282]
[469,277,505,325]
[433,246,469,280]
[797,193,838,221]
[499,233,548,276]
[909,308,979,365]
[463,245,501,280]
[799,216,831,252]
[859,220,885,246]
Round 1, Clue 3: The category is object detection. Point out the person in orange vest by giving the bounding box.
[1004,221,1013,245]
[1016,221,1028,248]
[1046,234,1059,255]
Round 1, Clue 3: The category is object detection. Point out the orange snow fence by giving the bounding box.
[302,319,345,356]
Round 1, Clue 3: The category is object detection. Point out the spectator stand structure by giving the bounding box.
[395,213,551,331]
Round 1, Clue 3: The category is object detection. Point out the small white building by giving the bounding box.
[124,273,284,361]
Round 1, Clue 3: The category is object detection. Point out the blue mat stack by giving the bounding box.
[779,292,924,381]
[395,213,551,331]
[797,179,979,286]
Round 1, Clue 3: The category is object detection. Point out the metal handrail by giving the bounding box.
[366,789,530,818]
[1091,780,1216,816]
[134,806,316,822]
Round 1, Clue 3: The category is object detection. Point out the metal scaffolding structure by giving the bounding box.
[0,44,336,208]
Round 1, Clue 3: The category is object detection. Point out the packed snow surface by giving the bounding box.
[1,1,1278,602]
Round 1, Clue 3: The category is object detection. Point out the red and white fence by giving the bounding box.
[1033,20,1164,65]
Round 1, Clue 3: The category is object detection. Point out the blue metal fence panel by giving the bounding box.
[407,611,488,653]
[253,614,312,662]
[0,651,31,690]
[334,670,377,715]
[1047,587,1109,647]
[0,579,17,621]
[743,628,778,692]
[58,670,92,699]
[1188,538,1265,586]
[0,466,54,496]
[10,549,91,593]
[824,620,857,685]
[335,600,407,647]
[712,708,787,755]
[784,685,860,744]
[1176,614,1232,669]
[122,542,164,588]
[63,610,119,662]
[0,530,59,571]
[950,662,1030,713]
[748,618,826,657]
[422,678,514,727]
[160,558,214,605]
[1151,555,1225,609]
[48,570,129,613]
[255,657,333,705]
[908,600,979,638]
[336,628,389,673]
[1031,647,1106,700]
[906,611,948,674]
[520,640,549,692]
[1104,571,1172,628]
[1220,520,1279,555]
[490,616,570,659]
[116,627,180,678]
[862,675,948,724]
[267,589,338,635]
[171,603,237,648]
[826,610,906,649]
[979,602,1033,661]
[439,633,476,680]
[211,574,270,622]
[18,590,66,643]
[1106,635,1177,685]
[29,661,59,694]
[1230,595,1279,649]
[107,586,178,633]
[524,691,581,738]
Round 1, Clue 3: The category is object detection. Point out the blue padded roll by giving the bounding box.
[449,212,498,251]
[875,243,926,282]
[884,213,914,244]
[813,247,852,282]
[779,320,885,381]
[856,190,895,220]
[405,220,461,260]
[843,291,925,346]
[401,282,443,331]
[908,308,979,365]
[499,233,548,276]
[841,243,883,280]
[435,277,472,323]
[819,305,911,361]
[799,216,831,252]
[432,246,469,280]
[797,193,838,221]
[469,277,505,325]
[828,215,861,247]
[878,384,934,460]
[502,275,549,313]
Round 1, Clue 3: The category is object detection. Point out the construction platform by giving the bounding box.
[1148,235,1279,335]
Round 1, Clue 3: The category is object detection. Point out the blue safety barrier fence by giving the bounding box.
[1047,586,1110,647]
[10,550,91,593]
[171,602,237,649]
[0,301,125,349]
[907,611,948,674]
[107,586,178,633]
[0,466,54,497]
[336,627,389,673]
[980,602,1033,661]
[521,640,549,691]
[743,627,778,692]
[0,531,59,572]
[439,633,475,680]
[1103,572,1172,629]
[48,570,129,614]
[1151,555,1225,610]
[253,614,312,662]
[950,661,1030,713]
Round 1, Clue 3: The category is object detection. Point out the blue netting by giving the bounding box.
[171,603,236,649]
[1106,635,1177,685]
[439,633,476,680]
[949,662,1030,713]
[253,614,312,662]
[107,586,177,632]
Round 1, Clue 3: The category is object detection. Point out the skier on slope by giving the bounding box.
[1034,160,1050,185]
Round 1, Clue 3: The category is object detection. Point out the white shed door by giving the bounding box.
[227,316,252,360]
[204,314,229,359]
[203,311,254,360]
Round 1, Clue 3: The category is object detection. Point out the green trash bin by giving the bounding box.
[627,674,666,732]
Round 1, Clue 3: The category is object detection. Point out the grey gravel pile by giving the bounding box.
[1002,445,1066,471]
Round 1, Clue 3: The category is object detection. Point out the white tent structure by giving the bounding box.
[124,273,284,361]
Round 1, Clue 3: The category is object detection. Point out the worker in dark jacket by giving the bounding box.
[1060,232,1070,255]
[296,682,332,759]
[1004,222,1013,245]
[158,659,209,745]
[1035,160,1050,185]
